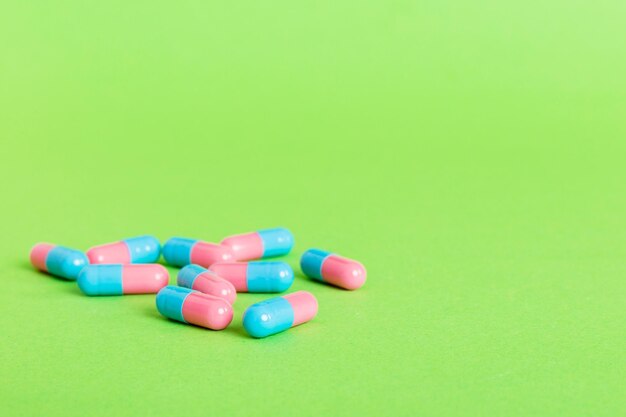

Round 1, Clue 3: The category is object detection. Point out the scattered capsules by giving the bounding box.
[209,261,294,293]
[243,291,318,338]
[300,249,366,290]
[77,264,169,296]
[162,237,234,268]
[221,227,294,261]
[87,235,161,264]
[177,264,237,304]
[30,243,88,280]
[156,285,233,330]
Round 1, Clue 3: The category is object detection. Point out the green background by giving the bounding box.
[1,1,625,416]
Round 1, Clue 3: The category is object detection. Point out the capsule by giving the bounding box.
[300,249,366,290]
[220,227,294,261]
[30,243,88,280]
[156,285,233,330]
[87,235,161,264]
[77,264,169,296]
[209,261,294,293]
[243,291,318,338]
[162,237,234,268]
[177,264,236,304]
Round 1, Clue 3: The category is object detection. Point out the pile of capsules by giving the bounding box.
[29,228,366,338]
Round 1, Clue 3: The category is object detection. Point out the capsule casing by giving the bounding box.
[156,285,233,330]
[177,264,237,304]
[163,237,234,268]
[220,227,294,261]
[87,235,161,264]
[209,261,294,293]
[242,291,318,338]
[300,249,366,290]
[77,264,169,295]
[30,243,88,280]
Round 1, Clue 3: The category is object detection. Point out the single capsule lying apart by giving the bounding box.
[177,264,236,304]
[87,235,161,264]
[30,243,88,280]
[209,261,294,293]
[77,264,169,296]
[156,285,233,330]
[300,249,366,290]
[162,237,234,268]
[220,227,294,261]
[242,291,318,338]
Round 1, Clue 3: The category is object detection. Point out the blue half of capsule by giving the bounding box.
[162,237,198,267]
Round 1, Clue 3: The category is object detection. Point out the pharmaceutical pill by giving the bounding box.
[30,243,88,280]
[209,261,294,293]
[300,249,366,290]
[78,264,169,296]
[221,227,294,261]
[243,291,318,338]
[87,235,161,264]
[156,285,233,330]
[162,237,234,267]
[177,264,236,304]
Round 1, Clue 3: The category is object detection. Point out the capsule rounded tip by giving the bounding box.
[219,280,237,305]
[242,305,274,338]
[77,266,99,295]
[274,262,295,292]
[338,263,367,290]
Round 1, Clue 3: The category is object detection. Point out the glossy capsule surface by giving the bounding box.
[162,237,234,268]
[177,264,236,304]
[242,291,318,338]
[209,261,294,293]
[300,249,366,290]
[30,243,88,280]
[87,235,161,264]
[78,264,169,296]
[156,285,233,330]
[220,227,294,261]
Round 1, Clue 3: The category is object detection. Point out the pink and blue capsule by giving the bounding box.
[87,235,161,264]
[30,243,88,280]
[221,227,294,261]
[300,249,366,290]
[242,291,318,338]
[156,285,233,330]
[163,237,234,268]
[78,264,169,296]
[177,264,236,304]
[209,261,294,293]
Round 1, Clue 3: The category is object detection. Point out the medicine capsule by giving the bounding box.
[30,243,88,280]
[77,264,169,296]
[209,261,294,293]
[220,227,294,261]
[243,291,318,338]
[156,285,233,330]
[177,264,236,304]
[87,235,161,264]
[162,237,234,268]
[300,249,366,290]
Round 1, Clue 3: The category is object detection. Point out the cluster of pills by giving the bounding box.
[30,228,366,338]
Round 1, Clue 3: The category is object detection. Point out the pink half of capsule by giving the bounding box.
[190,242,233,267]
[207,262,249,290]
[220,233,264,261]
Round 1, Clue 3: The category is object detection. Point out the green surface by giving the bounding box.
[1,1,625,416]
